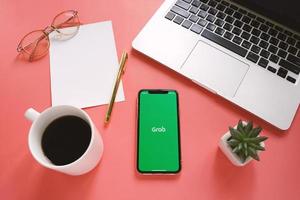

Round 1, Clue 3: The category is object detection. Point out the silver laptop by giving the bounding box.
[132,0,300,130]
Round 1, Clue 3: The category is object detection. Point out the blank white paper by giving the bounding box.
[49,21,125,108]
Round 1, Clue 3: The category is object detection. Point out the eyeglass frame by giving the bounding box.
[17,10,80,61]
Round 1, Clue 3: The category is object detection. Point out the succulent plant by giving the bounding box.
[227,120,268,163]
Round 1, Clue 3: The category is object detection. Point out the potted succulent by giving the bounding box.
[219,120,268,166]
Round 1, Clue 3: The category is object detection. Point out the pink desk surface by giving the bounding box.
[1,0,300,199]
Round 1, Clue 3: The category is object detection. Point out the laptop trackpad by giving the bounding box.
[181,40,249,97]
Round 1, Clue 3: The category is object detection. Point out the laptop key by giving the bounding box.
[250,36,259,45]
[259,24,269,32]
[286,76,296,83]
[206,23,216,31]
[165,12,176,20]
[284,30,293,36]
[233,36,242,45]
[277,67,288,78]
[259,40,268,49]
[191,0,201,7]
[241,31,250,40]
[267,66,276,73]
[230,4,238,10]
[288,46,297,55]
[225,8,234,15]
[182,20,193,29]
[260,49,270,59]
[189,6,199,14]
[268,28,278,37]
[246,52,259,63]
[238,8,247,14]
[200,4,209,11]
[260,32,270,41]
[296,41,300,49]
[251,45,261,54]
[208,0,218,7]
[200,0,209,3]
[242,40,251,49]
[201,29,247,57]
[221,0,229,6]
[256,17,265,23]
[269,37,279,46]
[258,57,268,68]
[277,33,287,41]
[183,0,192,3]
[279,59,300,74]
[268,45,278,54]
[173,15,184,24]
[247,12,256,18]
[251,28,261,37]
[176,0,191,10]
[191,24,203,34]
[250,20,260,28]
[242,24,252,32]
[275,25,283,32]
[233,11,242,20]
[278,49,287,59]
[206,15,216,22]
[266,21,274,27]
[198,18,207,27]
[216,11,226,19]
[224,31,234,40]
[198,10,207,18]
[189,15,199,23]
[234,20,243,28]
[278,41,288,50]
[287,37,296,46]
[241,16,251,23]
[225,16,234,23]
[215,18,224,27]
[232,27,242,36]
[216,4,226,11]
[270,54,279,63]
[171,6,190,18]
[224,23,233,31]
[208,8,218,15]
[287,54,300,67]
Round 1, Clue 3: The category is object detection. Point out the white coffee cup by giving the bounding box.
[24,105,104,175]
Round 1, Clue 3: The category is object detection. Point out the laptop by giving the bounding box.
[132,0,300,130]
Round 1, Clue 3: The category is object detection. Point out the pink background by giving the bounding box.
[1,0,300,199]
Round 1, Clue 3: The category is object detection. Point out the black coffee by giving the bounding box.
[41,115,91,166]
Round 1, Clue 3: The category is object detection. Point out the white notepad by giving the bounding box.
[49,21,125,108]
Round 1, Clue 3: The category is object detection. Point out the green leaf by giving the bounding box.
[238,143,243,151]
[249,147,260,161]
[229,127,243,140]
[232,146,239,153]
[249,143,265,151]
[245,136,268,143]
[227,139,239,147]
[237,120,245,134]
[244,121,253,134]
[238,152,246,163]
[249,127,262,138]
[243,142,248,150]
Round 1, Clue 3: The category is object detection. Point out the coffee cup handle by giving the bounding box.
[25,108,40,122]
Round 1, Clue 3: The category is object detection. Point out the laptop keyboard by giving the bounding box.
[165,0,300,84]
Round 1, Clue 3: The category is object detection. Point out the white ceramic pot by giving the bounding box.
[219,123,265,167]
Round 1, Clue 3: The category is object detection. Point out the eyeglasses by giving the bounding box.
[17,10,80,61]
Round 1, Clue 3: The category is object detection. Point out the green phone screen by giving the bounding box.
[137,90,181,173]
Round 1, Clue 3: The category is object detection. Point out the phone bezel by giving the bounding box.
[136,89,181,174]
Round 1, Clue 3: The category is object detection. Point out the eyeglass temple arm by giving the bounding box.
[29,34,49,61]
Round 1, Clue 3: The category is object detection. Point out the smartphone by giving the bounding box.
[137,90,181,174]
